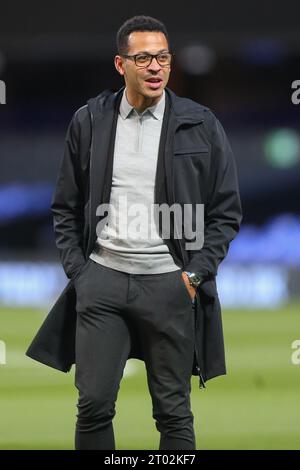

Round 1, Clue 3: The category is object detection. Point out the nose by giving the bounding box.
[148,57,162,71]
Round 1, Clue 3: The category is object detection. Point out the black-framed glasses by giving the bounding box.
[121,52,172,68]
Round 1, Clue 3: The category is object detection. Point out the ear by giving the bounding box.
[114,55,125,76]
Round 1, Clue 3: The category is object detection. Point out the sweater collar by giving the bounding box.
[119,87,165,121]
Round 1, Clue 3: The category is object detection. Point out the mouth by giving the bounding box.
[144,77,163,90]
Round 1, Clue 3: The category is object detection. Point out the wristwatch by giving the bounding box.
[184,271,203,289]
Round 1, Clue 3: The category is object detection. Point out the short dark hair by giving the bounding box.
[116,15,170,55]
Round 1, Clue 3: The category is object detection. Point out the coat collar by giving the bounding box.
[87,85,206,126]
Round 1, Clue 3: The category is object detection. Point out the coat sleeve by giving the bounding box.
[184,111,243,283]
[50,110,87,281]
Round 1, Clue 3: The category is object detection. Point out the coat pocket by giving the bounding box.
[174,146,209,157]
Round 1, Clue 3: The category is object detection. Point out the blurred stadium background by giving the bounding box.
[0,0,300,449]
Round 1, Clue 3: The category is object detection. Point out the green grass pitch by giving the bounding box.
[0,303,299,449]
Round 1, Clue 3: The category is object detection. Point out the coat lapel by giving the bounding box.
[86,88,123,254]
[154,91,185,266]
[156,89,205,267]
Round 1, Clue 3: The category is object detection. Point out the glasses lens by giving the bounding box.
[135,54,151,66]
[157,53,171,66]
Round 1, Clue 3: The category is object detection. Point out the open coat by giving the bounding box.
[26,85,242,388]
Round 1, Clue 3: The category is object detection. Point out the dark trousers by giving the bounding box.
[74,258,197,450]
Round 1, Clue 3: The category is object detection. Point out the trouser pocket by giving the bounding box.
[73,258,92,284]
[178,270,196,305]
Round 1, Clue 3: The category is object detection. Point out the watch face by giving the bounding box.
[190,273,202,286]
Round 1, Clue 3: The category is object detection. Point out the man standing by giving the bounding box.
[26,15,242,450]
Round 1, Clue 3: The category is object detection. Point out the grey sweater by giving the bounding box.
[89,88,181,274]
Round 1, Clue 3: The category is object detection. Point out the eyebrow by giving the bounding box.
[135,49,169,55]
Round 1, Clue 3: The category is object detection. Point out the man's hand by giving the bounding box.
[182,271,196,301]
